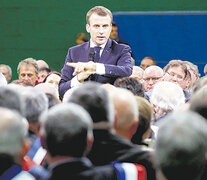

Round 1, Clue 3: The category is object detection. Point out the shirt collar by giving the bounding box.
[90,39,107,49]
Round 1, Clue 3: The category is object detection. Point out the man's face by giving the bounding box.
[143,69,163,92]
[163,66,186,89]
[140,59,154,70]
[19,65,38,86]
[0,66,11,82]
[110,26,118,40]
[38,70,49,83]
[86,13,112,46]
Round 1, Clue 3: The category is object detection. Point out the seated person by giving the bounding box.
[40,103,117,180]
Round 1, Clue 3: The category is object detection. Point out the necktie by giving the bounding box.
[94,46,101,62]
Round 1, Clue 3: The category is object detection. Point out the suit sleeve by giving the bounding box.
[59,48,74,99]
[104,45,133,77]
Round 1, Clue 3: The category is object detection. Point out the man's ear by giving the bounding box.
[86,24,90,33]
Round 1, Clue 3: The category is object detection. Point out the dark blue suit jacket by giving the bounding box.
[59,39,133,99]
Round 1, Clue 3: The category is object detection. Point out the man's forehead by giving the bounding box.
[89,13,111,24]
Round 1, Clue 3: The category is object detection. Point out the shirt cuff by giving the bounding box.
[71,75,82,88]
[96,63,105,75]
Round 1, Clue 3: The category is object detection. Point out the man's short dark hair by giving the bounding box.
[114,77,144,97]
[86,6,112,24]
[41,103,92,157]
[67,82,114,126]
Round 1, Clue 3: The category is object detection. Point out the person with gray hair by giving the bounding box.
[17,57,38,86]
[0,64,12,83]
[40,103,117,180]
[154,111,207,180]
[0,85,23,115]
[0,72,7,86]
[150,81,185,124]
[68,82,156,180]
[21,86,48,143]
[0,107,35,179]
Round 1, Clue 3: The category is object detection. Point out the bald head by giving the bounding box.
[36,60,49,69]
[106,87,138,140]
[143,65,163,92]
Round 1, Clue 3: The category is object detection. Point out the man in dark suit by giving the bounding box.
[40,103,117,180]
[59,6,132,99]
[67,82,156,180]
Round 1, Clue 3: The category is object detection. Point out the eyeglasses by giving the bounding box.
[167,72,184,81]
[144,77,162,82]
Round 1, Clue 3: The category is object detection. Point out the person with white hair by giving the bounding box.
[0,72,7,86]
[150,81,185,124]
[0,107,35,179]
[0,64,12,83]
[106,87,138,141]
[130,66,144,82]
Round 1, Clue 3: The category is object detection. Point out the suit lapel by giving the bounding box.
[99,39,112,63]
[81,42,90,62]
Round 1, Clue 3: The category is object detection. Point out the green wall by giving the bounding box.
[0,0,206,80]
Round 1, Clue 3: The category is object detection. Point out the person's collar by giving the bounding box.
[90,39,107,49]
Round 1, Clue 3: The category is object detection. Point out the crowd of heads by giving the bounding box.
[0,5,207,180]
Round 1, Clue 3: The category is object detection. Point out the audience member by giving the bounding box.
[40,103,117,180]
[143,65,163,92]
[107,87,139,141]
[163,61,191,102]
[183,61,200,90]
[21,87,48,143]
[191,75,207,95]
[17,58,38,86]
[75,32,89,45]
[35,83,59,100]
[36,60,49,70]
[110,22,129,45]
[67,82,156,180]
[0,85,23,115]
[0,64,12,83]
[38,67,51,83]
[0,72,7,86]
[114,77,145,97]
[155,111,207,180]
[130,66,144,82]
[189,85,207,119]
[131,96,154,148]
[43,71,61,91]
[140,57,156,70]
[0,107,34,179]
[204,64,207,76]
[150,81,185,124]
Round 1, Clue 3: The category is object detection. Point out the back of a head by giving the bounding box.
[155,111,207,180]
[41,103,93,158]
[0,72,7,86]
[0,86,23,115]
[36,60,49,69]
[150,81,185,112]
[190,85,207,119]
[68,82,114,127]
[131,96,153,144]
[107,87,138,133]
[21,86,48,123]
[114,77,144,97]
[0,107,28,158]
